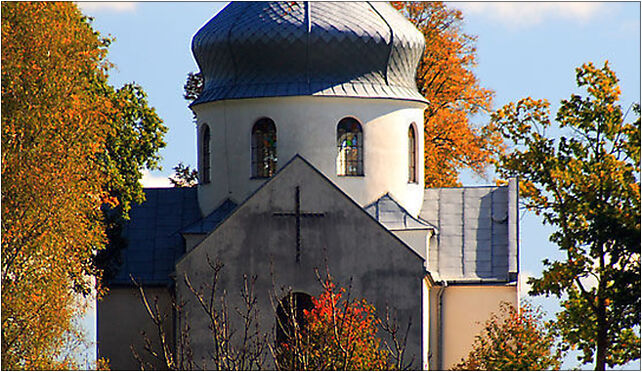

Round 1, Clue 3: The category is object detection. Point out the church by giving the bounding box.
[97,2,519,370]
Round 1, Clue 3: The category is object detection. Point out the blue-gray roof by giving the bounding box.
[365,193,434,230]
[419,180,519,283]
[111,188,201,285]
[191,2,427,105]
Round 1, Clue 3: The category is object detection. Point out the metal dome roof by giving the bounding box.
[191,2,427,105]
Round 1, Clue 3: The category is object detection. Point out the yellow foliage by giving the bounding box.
[2,2,113,368]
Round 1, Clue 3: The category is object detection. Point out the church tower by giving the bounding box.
[190,2,428,216]
[98,3,520,370]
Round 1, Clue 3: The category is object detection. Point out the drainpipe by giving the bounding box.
[436,280,448,370]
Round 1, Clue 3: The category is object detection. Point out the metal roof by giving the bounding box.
[364,193,435,231]
[111,188,201,286]
[111,181,518,286]
[191,1,427,105]
[419,180,519,283]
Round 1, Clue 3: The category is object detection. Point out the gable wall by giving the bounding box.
[175,158,426,368]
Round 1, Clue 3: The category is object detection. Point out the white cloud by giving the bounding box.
[140,169,172,188]
[76,2,137,13]
[453,2,606,29]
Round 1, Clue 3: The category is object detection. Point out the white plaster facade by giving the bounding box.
[193,96,427,217]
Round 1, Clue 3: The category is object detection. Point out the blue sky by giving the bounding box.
[77,1,640,369]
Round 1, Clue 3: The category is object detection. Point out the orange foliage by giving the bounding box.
[276,281,390,370]
[1,2,114,369]
[391,2,502,187]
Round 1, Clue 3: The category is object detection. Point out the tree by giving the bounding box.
[133,261,412,370]
[183,71,203,102]
[95,83,167,284]
[391,2,501,187]
[490,62,640,370]
[453,302,563,370]
[272,267,412,371]
[169,162,198,188]
[132,257,270,370]
[275,280,392,370]
[1,2,166,368]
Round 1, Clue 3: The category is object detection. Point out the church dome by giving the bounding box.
[191,2,427,105]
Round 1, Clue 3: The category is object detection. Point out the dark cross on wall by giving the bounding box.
[273,186,325,263]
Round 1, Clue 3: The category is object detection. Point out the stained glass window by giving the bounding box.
[337,118,363,176]
[252,118,277,178]
[408,124,417,183]
[201,124,211,184]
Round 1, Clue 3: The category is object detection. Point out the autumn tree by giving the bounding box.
[490,62,640,370]
[2,2,166,368]
[453,302,563,370]
[275,281,390,370]
[274,274,412,371]
[391,2,501,187]
[133,260,412,370]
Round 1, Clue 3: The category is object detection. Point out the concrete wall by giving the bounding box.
[193,96,426,217]
[97,286,174,371]
[175,157,426,369]
[439,284,518,369]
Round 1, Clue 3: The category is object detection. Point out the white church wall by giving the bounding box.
[192,95,426,217]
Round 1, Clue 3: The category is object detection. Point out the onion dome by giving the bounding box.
[191,2,426,105]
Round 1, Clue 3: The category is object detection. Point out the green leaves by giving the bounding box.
[169,162,198,188]
[101,83,167,218]
[491,62,640,369]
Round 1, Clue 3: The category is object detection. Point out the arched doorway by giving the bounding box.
[275,292,314,344]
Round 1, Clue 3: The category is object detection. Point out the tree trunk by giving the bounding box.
[595,300,607,370]
[595,336,606,370]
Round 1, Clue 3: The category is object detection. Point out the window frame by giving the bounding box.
[336,117,364,177]
[408,123,418,184]
[251,118,277,179]
[201,124,211,185]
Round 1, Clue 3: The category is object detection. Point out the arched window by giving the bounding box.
[201,124,211,184]
[408,124,417,183]
[336,118,363,176]
[275,292,314,345]
[251,118,277,178]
